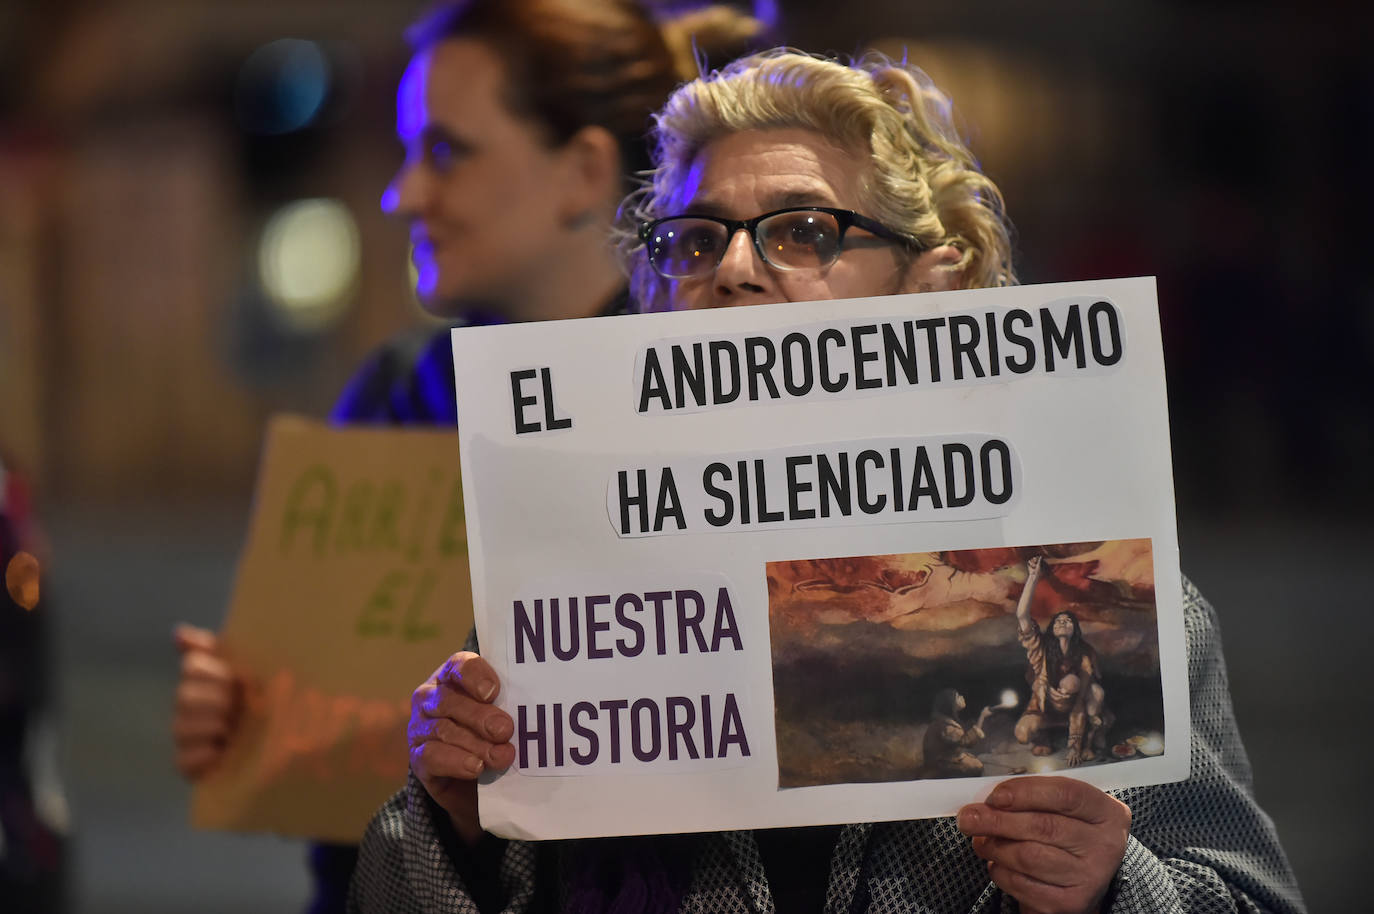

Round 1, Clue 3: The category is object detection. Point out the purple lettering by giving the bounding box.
[585,594,612,659]
[513,599,544,663]
[666,696,699,760]
[614,594,644,656]
[644,591,671,656]
[701,694,714,757]
[569,702,598,765]
[630,698,662,762]
[719,693,751,758]
[550,597,579,661]
[599,699,629,763]
[710,588,743,652]
[568,698,596,764]
[551,702,564,767]
[675,590,708,654]
[517,704,546,769]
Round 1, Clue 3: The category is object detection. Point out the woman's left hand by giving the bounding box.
[957,775,1130,914]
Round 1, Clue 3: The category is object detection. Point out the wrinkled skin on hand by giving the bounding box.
[958,775,1130,914]
[407,651,515,846]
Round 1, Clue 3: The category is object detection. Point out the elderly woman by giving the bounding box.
[350,50,1306,914]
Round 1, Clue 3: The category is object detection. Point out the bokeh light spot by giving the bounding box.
[6,551,40,610]
[258,199,360,331]
[236,39,331,135]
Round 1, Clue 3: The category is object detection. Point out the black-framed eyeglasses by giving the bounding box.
[638,206,921,280]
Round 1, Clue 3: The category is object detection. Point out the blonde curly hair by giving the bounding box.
[619,49,1016,311]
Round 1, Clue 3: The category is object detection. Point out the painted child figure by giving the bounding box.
[922,688,992,778]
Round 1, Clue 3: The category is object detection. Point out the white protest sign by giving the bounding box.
[451,277,1189,841]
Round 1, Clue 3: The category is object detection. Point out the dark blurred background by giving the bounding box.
[0,0,1368,911]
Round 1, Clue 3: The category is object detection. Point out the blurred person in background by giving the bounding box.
[353,49,1307,914]
[1,452,67,912]
[169,1,765,912]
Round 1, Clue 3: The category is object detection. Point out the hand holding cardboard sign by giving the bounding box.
[172,624,243,779]
[958,775,1131,914]
[408,651,515,846]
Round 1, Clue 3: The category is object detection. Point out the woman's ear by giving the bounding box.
[555,125,622,228]
[900,243,964,292]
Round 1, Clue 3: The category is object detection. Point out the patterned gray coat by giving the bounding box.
[349,579,1307,913]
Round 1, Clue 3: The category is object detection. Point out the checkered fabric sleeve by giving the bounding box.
[1098,578,1307,913]
[347,578,1307,914]
[348,772,541,914]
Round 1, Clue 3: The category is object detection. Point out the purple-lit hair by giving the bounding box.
[404,0,765,177]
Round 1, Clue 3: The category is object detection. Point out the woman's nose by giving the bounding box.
[713,229,768,297]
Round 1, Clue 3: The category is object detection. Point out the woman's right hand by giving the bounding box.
[172,624,242,780]
[408,652,515,846]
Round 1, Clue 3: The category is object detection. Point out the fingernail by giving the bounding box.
[466,756,484,776]
[988,788,1011,808]
[484,715,506,739]
[477,680,496,702]
[957,808,979,832]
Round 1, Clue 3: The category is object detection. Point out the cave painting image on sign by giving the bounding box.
[768,539,1164,787]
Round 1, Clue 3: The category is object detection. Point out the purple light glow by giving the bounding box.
[395,51,430,145]
[752,0,780,30]
[415,257,439,299]
[379,184,399,213]
[674,155,709,211]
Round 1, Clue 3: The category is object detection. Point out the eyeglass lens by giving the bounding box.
[648,210,844,278]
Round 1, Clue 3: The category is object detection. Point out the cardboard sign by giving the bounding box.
[191,415,471,843]
[451,277,1190,841]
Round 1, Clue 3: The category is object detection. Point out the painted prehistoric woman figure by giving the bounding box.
[1013,555,1112,765]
